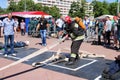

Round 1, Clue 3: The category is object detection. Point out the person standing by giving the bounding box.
[113,16,118,50]
[56,16,64,39]
[117,13,120,51]
[2,13,17,57]
[36,15,48,46]
[20,19,26,36]
[98,19,104,45]
[83,16,90,39]
[0,20,3,37]
[104,16,112,46]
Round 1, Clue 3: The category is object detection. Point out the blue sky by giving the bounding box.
[0,0,118,9]
[0,0,7,8]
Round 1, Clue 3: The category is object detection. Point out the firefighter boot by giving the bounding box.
[66,53,77,65]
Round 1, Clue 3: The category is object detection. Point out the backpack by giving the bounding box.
[64,21,85,40]
[75,17,86,30]
[71,21,85,36]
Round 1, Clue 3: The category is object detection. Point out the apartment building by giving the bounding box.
[84,2,94,17]
[7,0,79,16]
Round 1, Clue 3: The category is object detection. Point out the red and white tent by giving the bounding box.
[0,11,52,18]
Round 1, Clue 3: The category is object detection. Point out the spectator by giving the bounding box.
[28,18,34,35]
[2,13,18,57]
[36,15,48,46]
[0,20,2,37]
[98,19,104,45]
[14,18,19,29]
[83,15,90,40]
[104,16,112,46]
[117,13,120,51]
[47,17,53,38]
[113,16,118,50]
[55,15,64,39]
[20,19,26,36]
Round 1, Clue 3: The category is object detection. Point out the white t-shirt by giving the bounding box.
[14,20,19,27]
[20,22,25,29]
[106,20,112,31]
[56,19,64,28]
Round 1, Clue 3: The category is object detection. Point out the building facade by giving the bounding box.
[7,0,79,16]
[34,0,79,16]
[84,2,94,17]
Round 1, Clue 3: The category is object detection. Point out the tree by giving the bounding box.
[102,0,109,14]
[69,1,86,18]
[42,6,50,14]
[109,2,118,15]
[91,0,119,17]
[0,7,4,13]
[91,0,104,17]
[49,6,60,18]
[17,0,35,11]
[7,0,18,12]
[33,3,43,11]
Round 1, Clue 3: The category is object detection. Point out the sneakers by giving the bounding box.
[3,53,16,58]
[4,54,8,57]
[11,53,16,56]
[42,44,47,46]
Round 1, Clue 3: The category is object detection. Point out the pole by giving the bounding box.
[117,0,119,14]
[24,0,26,11]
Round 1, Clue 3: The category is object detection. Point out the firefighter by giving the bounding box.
[63,16,85,65]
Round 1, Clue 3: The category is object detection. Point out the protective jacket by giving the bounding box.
[64,21,84,41]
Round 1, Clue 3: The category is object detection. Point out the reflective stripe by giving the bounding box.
[71,53,77,58]
[70,33,76,39]
[74,35,84,41]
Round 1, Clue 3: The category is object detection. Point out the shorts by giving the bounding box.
[56,27,63,32]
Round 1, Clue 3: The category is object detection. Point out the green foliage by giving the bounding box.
[49,6,60,18]
[33,3,43,11]
[17,0,35,11]
[69,1,86,18]
[91,0,120,17]
[0,7,4,13]
[109,2,118,15]
[3,0,60,18]
[7,0,18,12]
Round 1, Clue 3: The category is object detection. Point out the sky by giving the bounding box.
[0,0,7,8]
[0,0,118,9]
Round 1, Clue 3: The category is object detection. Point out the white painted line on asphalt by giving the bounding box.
[94,75,101,80]
[74,60,97,71]
[0,40,63,71]
[0,53,29,61]
[48,63,76,71]
[48,59,97,71]
[82,58,96,61]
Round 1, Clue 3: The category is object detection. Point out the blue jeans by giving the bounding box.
[40,30,47,46]
[4,35,14,54]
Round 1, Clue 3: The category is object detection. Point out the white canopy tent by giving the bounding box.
[95,15,114,20]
